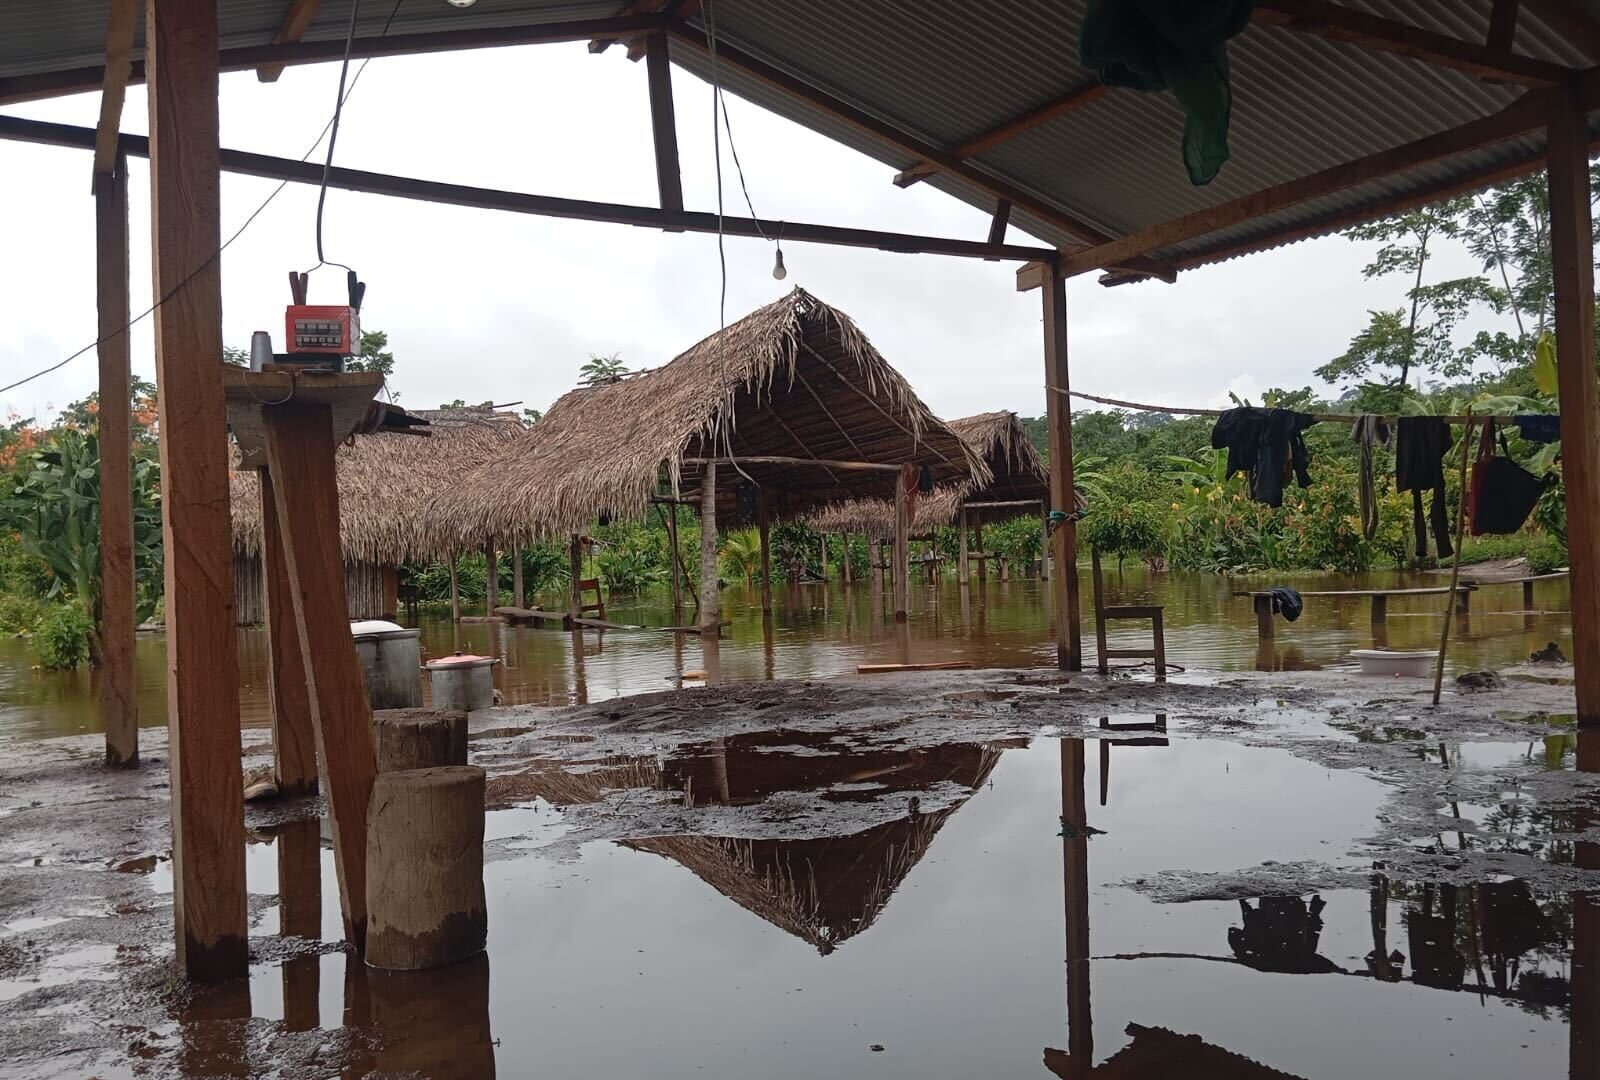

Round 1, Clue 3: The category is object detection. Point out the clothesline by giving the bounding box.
[1049,386,1513,427]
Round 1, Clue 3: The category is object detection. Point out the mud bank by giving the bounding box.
[1,664,1596,1077]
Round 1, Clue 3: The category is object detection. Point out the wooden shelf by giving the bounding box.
[224,365,384,468]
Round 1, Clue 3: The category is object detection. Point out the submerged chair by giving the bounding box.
[577,577,605,622]
[1090,549,1166,682]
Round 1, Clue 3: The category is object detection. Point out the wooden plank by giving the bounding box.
[664,22,1176,281]
[1547,79,1600,725]
[895,83,1108,188]
[643,34,683,222]
[1488,0,1522,52]
[1232,586,1472,597]
[857,661,973,673]
[1041,266,1081,670]
[985,199,1012,251]
[96,155,137,767]
[0,115,1059,265]
[260,472,317,796]
[892,468,909,622]
[699,463,719,632]
[257,0,320,82]
[1254,0,1569,84]
[265,402,377,951]
[92,0,138,184]
[1059,89,1556,277]
[146,0,247,981]
[1,14,677,104]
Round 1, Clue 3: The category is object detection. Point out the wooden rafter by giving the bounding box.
[986,199,1012,249]
[662,22,1174,282]
[894,82,1106,188]
[591,0,700,58]
[1522,0,1600,61]
[258,0,320,83]
[1254,0,1571,84]
[91,0,137,189]
[1488,0,1522,53]
[1057,82,1588,277]
[644,33,683,219]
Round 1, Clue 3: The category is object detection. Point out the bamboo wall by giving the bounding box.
[233,556,392,626]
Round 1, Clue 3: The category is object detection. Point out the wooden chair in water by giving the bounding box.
[577,577,605,622]
[1090,549,1166,682]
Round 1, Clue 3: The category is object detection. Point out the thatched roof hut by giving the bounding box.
[426,288,987,547]
[231,405,525,565]
[808,410,1048,537]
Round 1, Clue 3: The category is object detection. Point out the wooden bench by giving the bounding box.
[1460,570,1570,611]
[1233,586,1476,642]
[495,605,571,629]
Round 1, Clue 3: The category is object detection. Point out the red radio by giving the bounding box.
[285,304,360,355]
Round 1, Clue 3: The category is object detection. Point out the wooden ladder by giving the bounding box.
[1091,549,1166,682]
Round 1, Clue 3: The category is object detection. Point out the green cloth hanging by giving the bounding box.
[1079,0,1256,185]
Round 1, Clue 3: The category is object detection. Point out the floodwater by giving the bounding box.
[74,727,1599,1079]
[0,567,1574,740]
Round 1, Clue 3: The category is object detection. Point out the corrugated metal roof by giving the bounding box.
[2,0,1597,275]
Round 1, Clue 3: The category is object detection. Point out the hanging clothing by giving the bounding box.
[1514,414,1561,444]
[1350,414,1391,541]
[1078,0,1256,185]
[1210,407,1318,507]
[1470,420,1551,536]
[1395,416,1454,560]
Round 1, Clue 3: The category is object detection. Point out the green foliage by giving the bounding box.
[719,528,762,587]
[1528,534,1568,575]
[593,522,665,593]
[1079,500,1163,568]
[345,330,395,379]
[0,592,45,635]
[578,353,628,387]
[32,604,92,670]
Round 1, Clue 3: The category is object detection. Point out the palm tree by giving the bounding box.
[719,528,762,587]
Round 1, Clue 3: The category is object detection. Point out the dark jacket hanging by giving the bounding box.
[1470,420,1551,536]
[1394,416,1454,561]
[1210,407,1317,508]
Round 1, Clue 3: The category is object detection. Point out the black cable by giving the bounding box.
[1,0,405,400]
[308,0,364,275]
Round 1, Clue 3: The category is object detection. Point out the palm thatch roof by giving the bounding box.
[807,411,1048,537]
[1045,1024,1310,1079]
[230,406,524,566]
[425,288,988,547]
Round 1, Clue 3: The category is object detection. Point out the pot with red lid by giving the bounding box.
[424,653,500,712]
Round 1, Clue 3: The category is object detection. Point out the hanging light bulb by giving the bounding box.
[446,0,478,7]
[771,243,787,281]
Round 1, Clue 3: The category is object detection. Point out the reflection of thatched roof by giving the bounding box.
[231,406,523,564]
[425,288,987,546]
[1045,1024,1309,1079]
[807,411,1047,537]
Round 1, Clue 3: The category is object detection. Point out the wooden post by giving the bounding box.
[146,0,246,980]
[261,472,317,796]
[568,533,583,629]
[380,566,399,619]
[699,463,719,632]
[277,817,321,1031]
[511,543,524,610]
[643,33,683,219]
[447,554,460,623]
[1254,594,1275,641]
[265,402,378,952]
[1040,501,1051,581]
[1061,738,1092,1071]
[841,533,852,586]
[1042,265,1083,670]
[483,541,498,616]
[371,708,468,772]
[958,504,970,585]
[893,468,910,622]
[96,153,137,768]
[665,505,683,612]
[757,487,773,615]
[974,518,987,582]
[1549,82,1600,725]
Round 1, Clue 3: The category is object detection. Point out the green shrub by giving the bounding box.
[1528,534,1568,574]
[32,604,92,669]
[0,592,45,635]
[1080,499,1164,568]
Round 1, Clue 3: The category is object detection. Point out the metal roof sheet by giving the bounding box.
[2,0,1596,276]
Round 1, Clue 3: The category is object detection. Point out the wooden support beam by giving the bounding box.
[986,199,1012,253]
[1547,78,1600,725]
[1522,0,1600,62]
[643,34,684,223]
[1,14,676,105]
[683,454,901,472]
[1040,501,1051,582]
[92,0,138,186]
[1058,88,1560,277]
[484,541,498,616]
[96,155,137,768]
[664,21,1175,282]
[758,488,773,615]
[958,504,970,586]
[260,472,317,796]
[448,553,460,622]
[1488,0,1522,52]
[265,402,377,951]
[699,462,719,632]
[257,0,320,83]
[0,114,1059,265]
[1253,0,1570,84]
[665,504,682,611]
[1041,264,1082,671]
[895,83,1107,188]
[147,0,246,981]
[568,533,583,626]
[512,542,525,609]
[892,468,909,622]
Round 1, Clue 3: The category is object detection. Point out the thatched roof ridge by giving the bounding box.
[426,288,988,547]
[231,405,524,565]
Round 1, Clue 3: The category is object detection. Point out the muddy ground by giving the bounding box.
[0,661,1596,1076]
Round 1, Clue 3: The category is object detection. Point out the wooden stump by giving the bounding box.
[368,952,496,1076]
[366,766,487,971]
[371,709,468,773]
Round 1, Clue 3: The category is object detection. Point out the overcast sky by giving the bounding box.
[0,41,1491,427]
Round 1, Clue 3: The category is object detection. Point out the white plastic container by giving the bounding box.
[425,654,499,712]
[1350,649,1434,678]
[351,620,423,709]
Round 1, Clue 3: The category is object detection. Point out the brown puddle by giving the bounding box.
[8,723,1582,1078]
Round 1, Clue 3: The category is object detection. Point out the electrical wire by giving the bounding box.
[305,0,364,276]
[0,0,404,400]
